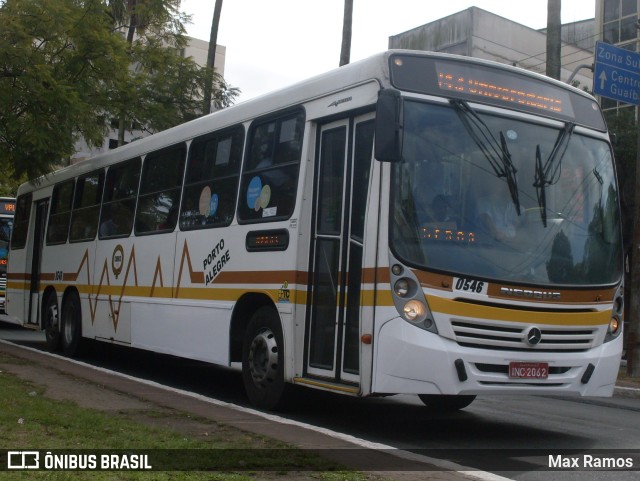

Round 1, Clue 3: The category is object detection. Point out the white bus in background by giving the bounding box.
[6,50,624,410]
[0,197,15,315]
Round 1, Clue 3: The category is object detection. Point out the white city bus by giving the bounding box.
[0,197,16,314]
[7,51,624,410]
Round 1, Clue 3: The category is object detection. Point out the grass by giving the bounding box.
[0,359,376,481]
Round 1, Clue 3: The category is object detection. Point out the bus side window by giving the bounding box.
[99,157,141,239]
[46,180,75,245]
[135,145,186,235]
[180,126,244,230]
[70,170,105,242]
[10,193,32,250]
[238,110,305,223]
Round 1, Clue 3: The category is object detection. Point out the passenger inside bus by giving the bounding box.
[99,206,118,237]
[100,202,134,238]
[414,193,458,229]
[474,179,519,242]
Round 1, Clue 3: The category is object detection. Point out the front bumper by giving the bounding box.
[373,317,622,397]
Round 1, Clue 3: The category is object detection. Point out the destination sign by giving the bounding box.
[436,64,570,115]
[389,53,607,131]
[0,200,16,215]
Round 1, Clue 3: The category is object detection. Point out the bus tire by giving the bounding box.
[418,394,476,411]
[242,306,289,410]
[61,290,83,357]
[43,292,61,352]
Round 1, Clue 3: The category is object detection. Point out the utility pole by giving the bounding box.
[203,0,224,115]
[339,0,353,66]
[546,0,562,80]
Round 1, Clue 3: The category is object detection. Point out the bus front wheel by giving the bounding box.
[242,306,288,410]
[418,394,476,411]
[43,293,60,352]
[61,291,83,357]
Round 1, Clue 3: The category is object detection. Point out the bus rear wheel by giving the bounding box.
[418,394,476,411]
[43,293,60,352]
[242,306,288,410]
[61,291,83,357]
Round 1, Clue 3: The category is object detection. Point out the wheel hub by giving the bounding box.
[46,304,58,330]
[248,328,279,387]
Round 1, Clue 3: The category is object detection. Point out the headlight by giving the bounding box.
[608,316,620,335]
[388,257,438,334]
[394,278,410,297]
[403,300,426,322]
[604,288,624,343]
[391,264,404,276]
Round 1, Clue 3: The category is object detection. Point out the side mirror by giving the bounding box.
[375,89,403,162]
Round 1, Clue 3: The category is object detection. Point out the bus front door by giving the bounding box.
[306,114,376,386]
[26,199,49,327]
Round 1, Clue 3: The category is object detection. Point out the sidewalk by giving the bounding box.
[0,340,486,481]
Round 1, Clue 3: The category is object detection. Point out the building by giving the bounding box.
[539,18,597,51]
[72,38,226,163]
[389,7,594,88]
[183,37,226,79]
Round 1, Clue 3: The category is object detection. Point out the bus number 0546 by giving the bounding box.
[454,277,487,295]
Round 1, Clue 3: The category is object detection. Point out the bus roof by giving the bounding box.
[17,49,598,196]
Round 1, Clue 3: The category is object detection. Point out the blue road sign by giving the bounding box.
[593,41,640,105]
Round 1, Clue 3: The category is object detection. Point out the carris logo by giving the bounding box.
[328,96,352,108]
[500,287,561,301]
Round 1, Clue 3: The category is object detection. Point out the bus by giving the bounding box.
[1,197,16,314]
[6,50,623,410]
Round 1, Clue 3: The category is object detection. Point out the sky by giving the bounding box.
[180,0,597,102]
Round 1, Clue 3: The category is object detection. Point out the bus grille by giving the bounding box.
[450,320,597,352]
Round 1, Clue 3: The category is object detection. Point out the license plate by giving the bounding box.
[509,362,549,379]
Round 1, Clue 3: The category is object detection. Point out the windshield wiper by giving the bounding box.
[533,122,575,227]
[451,100,520,215]
[500,130,520,216]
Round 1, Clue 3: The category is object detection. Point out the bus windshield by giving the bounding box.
[391,100,622,287]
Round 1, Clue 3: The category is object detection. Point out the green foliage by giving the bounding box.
[0,0,240,183]
[105,0,239,144]
[0,0,129,180]
[0,162,26,196]
[605,108,638,245]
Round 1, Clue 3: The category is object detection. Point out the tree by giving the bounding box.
[0,0,240,181]
[608,107,640,377]
[106,0,203,144]
[108,0,238,142]
[0,0,130,180]
[0,166,26,197]
[606,109,637,240]
[339,0,353,66]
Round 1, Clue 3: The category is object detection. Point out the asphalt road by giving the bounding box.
[1,320,639,481]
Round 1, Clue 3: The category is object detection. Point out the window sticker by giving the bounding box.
[199,186,212,216]
[247,176,262,210]
[209,193,219,217]
[262,206,277,218]
[259,185,271,209]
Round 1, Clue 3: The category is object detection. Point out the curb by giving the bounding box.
[0,339,498,481]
